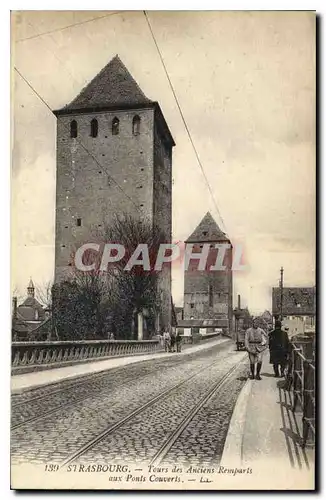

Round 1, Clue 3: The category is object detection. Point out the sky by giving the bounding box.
[11,10,316,313]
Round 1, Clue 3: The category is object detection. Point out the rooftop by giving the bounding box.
[56,55,153,112]
[272,287,316,316]
[186,212,229,243]
[53,55,175,146]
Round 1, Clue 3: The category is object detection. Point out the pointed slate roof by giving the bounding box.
[185,212,229,243]
[59,55,153,112]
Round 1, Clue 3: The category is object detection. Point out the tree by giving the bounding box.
[35,281,53,309]
[52,213,165,341]
[100,213,165,340]
[52,271,111,341]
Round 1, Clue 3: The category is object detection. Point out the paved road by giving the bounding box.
[11,340,248,468]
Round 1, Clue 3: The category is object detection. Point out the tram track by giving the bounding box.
[12,342,233,430]
[11,340,231,408]
[11,363,168,430]
[11,361,163,410]
[60,353,246,468]
[149,363,240,466]
[11,366,127,408]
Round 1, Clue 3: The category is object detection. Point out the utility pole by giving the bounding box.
[280,267,284,320]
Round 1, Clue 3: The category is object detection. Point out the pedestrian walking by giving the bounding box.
[176,331,182,352]
[163,330,171,352]
[244,318,268,380]
[269,320,290,378]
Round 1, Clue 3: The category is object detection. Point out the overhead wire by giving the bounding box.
[14,66,141,213]
[16,12,123,43]
[143,10,228,236]
[15,10,229,234]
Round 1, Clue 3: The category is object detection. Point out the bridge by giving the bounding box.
[11,334,315,490]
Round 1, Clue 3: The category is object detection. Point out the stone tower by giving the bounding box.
[183,212,233,334]
[53,55,175,330]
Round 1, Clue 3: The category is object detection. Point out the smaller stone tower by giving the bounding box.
[183,212,233,334]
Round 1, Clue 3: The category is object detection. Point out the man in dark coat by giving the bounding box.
[269,321,290,377]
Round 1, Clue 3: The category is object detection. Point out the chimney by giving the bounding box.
[237,294,241,310]
[12,296,17,319]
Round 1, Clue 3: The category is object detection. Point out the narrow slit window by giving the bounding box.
[112,117,119,135]
[90,118,98,138]
[70,120,77,138]
[132,115,141,135]
[77,218,82,227]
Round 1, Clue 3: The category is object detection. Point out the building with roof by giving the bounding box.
[53,55,175,332]
[233,302,252,333]
[12,279,51,341]
[183,212,233,335]
[272,286,316,337]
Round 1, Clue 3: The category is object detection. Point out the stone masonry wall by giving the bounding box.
[183,245,233,331]
[55,108,154,280]
[153,125,173,330]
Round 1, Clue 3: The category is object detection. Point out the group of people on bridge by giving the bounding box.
[162,330,182,353]
[244,318,290,381]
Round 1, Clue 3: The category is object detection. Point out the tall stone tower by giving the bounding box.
[53,55,175,330]
[183,212,233,334]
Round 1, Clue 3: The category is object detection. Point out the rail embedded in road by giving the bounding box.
[60,351,246,468]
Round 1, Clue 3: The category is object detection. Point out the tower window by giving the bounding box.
[70,120,77,138]
[132,115,141,136]
[77,218,82,227]
[112,117,119,135]
[90,118,98,138]
[190,303,194,309]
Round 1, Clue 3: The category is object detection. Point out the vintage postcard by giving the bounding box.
[11,11,316,490]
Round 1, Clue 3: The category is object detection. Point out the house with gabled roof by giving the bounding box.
[12,279,51,341]
[272,286,316,336]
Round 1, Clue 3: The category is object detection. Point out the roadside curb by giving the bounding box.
[220,378,252,467]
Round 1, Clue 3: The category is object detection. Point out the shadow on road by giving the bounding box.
[278,386,311,469]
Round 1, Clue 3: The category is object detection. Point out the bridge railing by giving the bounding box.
[11,339,162,373]
[289,339,315,448]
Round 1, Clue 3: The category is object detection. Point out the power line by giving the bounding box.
[143,10,228,235]
[14,66,141,213]
[16,12,123,43]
